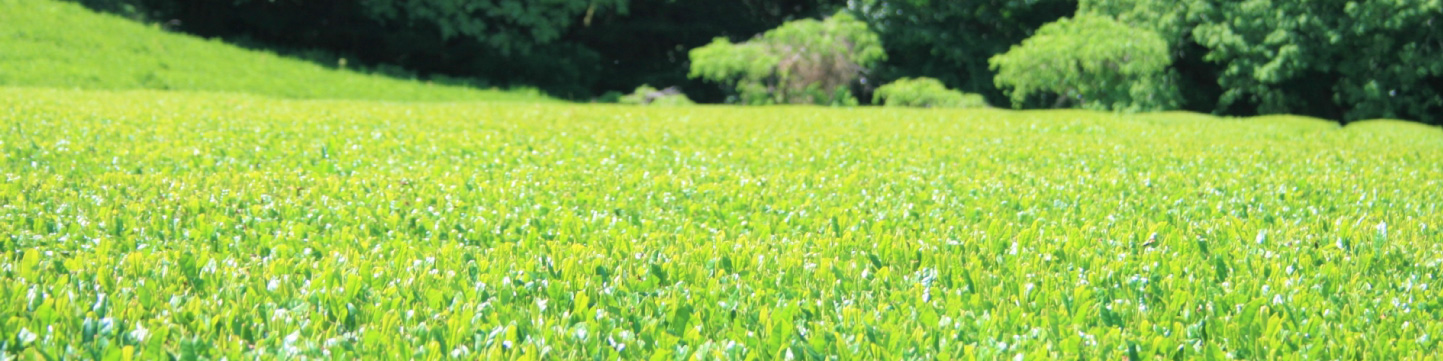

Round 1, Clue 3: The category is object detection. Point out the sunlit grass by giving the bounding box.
[2,88,1441,359]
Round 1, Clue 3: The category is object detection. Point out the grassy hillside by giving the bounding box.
[3,87,1441,359]
[0,0,553,102]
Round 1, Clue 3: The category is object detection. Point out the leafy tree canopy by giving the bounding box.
[70,0,844,100]
[688,11,884,105]
[56,0,1443,124]
[353,0,628,56]
[1186,0,1443,122]
[990,14,1177,112]
[849,0,1077,106]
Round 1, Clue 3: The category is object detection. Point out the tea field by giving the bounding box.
[2,88,1442,360]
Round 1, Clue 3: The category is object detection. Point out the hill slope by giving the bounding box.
[0,0,552,102]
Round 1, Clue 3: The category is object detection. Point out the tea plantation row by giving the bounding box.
[2,88,1441,359]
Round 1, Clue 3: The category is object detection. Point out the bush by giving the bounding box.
[619,85,695,106]
[873,77,988,108]
[595,91,624,103]
[688,11,885,106]
[989,14,1177,112]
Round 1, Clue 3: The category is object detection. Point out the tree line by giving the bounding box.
[73,0,1443,124]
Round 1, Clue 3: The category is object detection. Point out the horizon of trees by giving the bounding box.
[69,0,1443,125]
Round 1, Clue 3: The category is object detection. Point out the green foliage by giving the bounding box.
[353,0,628,56]
[688,11,884,105]
[1077,0,1226,115]
[579,0,846,102]
[850,0,1077,106]
[1080,0,1443,123]
[990,14,1178,112]
[4,87,1443,359]
[687,39,781,104]
[618,84,695,106]
[596,90,625,103]
[1079,0,1190,47]
[1185,0,1443,122]
[872,77,986,108]
[53,0,1443,123]
[0,0,552,102]
[65,0,847,101]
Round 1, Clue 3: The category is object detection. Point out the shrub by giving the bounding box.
[688,11,885,106]
[596,90,624,103]
[619,84,695,106]
[873,77,987,108]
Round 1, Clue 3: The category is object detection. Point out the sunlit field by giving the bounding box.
[3,88,1440,359]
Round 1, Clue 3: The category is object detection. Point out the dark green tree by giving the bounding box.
[574,0,846,102]
[355,0,627,56]
[69,0,845,100]
[1077,0,1225,114]
[1083,0,1443,123]
[1186,0,1443,122]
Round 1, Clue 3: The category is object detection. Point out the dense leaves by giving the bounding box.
[60,0,1443,124]
[850,0,1077,106]
[872,77,987,108]
[68,0,845,100]
[1081,0,1443,123]
[991,15,1177,111]
[3,87,1442,359]
[1186,0,1443,122]
[572,0,846,102]
[689,11,885,105]
[353,0,628,56]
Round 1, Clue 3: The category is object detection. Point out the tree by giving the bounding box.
[688,11,885,105]
[1077,0,1224,114]
[990,14,1177,111]
[1080,0,1443,123]
[1079,0,1189,45]
[1186,0,1443,122]
[849,0,1076,106]
[353,0,628,56]
[574,0,845,102]
[71,0,846,100]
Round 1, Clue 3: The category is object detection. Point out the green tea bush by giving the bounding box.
[873,77,987,108]
[2,87,1441,359]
